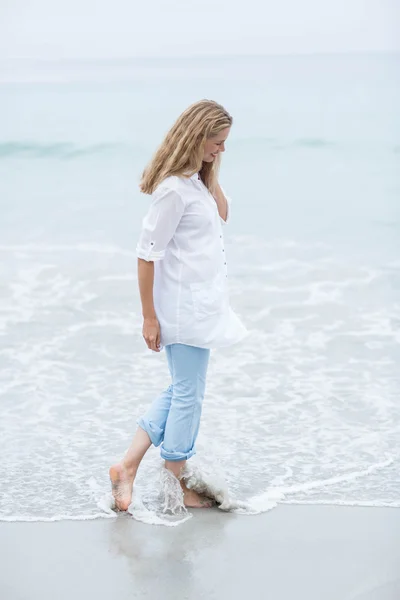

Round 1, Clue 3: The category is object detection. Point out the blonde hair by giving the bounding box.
[140,99,232,195]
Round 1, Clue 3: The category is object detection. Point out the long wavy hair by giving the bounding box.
[140,99,232,195]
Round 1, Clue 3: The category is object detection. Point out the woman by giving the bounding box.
[109,99,247,510]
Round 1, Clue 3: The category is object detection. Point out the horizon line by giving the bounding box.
[1,49,399,63]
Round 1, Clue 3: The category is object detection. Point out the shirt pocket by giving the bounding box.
[190,276,226,320]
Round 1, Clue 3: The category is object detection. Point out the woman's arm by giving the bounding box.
[138,258,160,352]
[213,182,228,222]
[136,186,186,351]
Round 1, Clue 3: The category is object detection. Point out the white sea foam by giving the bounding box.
[0,238,399,524]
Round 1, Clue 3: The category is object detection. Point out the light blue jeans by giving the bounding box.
[137,344,210,461]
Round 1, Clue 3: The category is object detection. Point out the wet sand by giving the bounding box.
[1,505,399,600]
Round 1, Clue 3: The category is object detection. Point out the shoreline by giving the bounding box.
[1,500,400,523]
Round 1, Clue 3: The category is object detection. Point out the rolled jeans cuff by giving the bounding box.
[160,445,197,462]
[137,418,164,447]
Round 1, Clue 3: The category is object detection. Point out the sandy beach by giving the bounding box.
[1,505,399,600]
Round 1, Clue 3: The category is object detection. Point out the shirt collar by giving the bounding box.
[184,172,200,182]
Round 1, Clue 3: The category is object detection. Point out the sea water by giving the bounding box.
[0,54,399,524]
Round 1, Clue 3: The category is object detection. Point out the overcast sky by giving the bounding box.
[0,0,399,60]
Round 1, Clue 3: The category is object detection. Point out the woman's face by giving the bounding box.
[202,127,231,163]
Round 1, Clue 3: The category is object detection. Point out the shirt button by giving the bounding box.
[222,249,225,252]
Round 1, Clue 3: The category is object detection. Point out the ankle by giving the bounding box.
[180,479,189,493]
[121,459,138,475]
[164,460,186,481]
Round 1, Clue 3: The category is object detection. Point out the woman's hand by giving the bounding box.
[142,317,161,352]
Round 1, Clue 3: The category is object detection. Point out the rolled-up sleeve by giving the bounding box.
[136,186,186,262]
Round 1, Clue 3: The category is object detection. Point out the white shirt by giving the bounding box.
[136,173,248,349]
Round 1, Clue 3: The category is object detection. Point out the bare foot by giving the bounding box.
[109,463,136,511]
[181,483,214,509]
